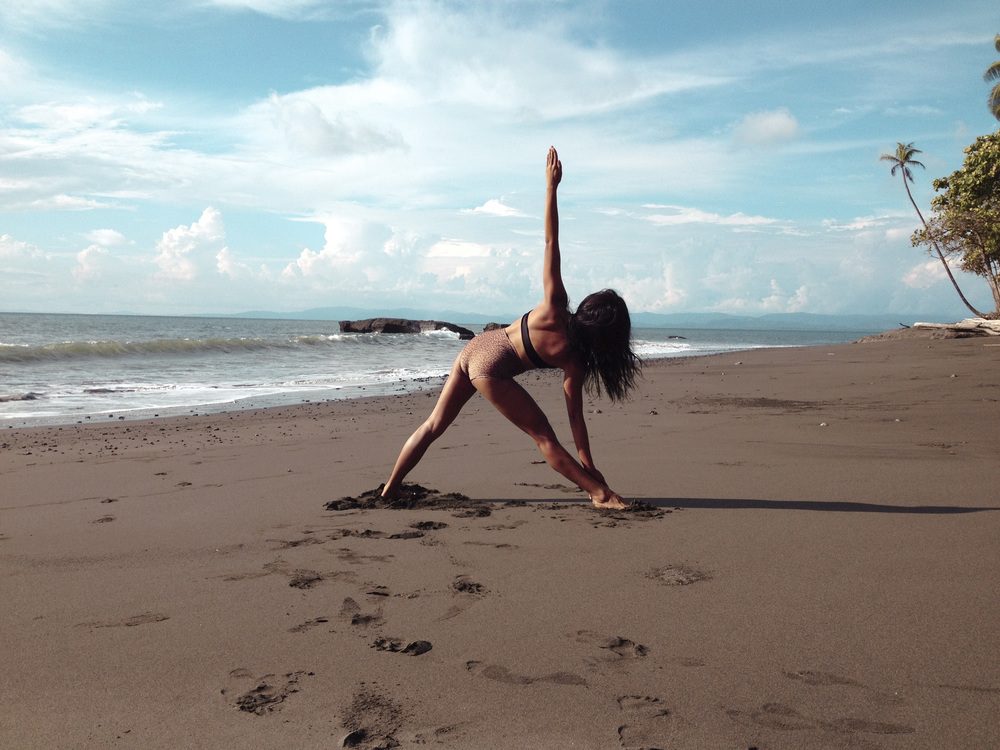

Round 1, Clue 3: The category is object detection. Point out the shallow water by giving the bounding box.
[0,312,873,427]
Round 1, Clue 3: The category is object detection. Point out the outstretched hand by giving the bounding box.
[546,146,562,188]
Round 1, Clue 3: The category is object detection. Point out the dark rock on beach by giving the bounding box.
[339,318,475,340]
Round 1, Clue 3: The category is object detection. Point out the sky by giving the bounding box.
[1,0,999,320]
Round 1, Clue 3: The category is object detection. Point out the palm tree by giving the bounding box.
[880,142,984,317]
[985,34,1000,121]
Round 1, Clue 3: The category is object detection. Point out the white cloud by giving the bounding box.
[154,208,228,282]
[761,280,809,312]
[205,0,326,18]
[85,229,127,246]
[216,246,257,278]
[903,259,947,289]
[464,199,526,218]
[732,108,802,145]
[0,50,34,90]
[642,204,779,228]
[73,244,111,281]
[426,239,491,258]
[0,0,115,30]
[884,227,915,243]
[266,92,406,157]
[0,234,43,259]
[369,2,729,118]
[282,216,395,284]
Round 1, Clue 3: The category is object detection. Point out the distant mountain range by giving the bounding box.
[218,307,932,332]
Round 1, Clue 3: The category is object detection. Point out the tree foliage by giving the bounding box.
[912,132,1000,316]
[881,142,982,316]
[986,34,1000,121]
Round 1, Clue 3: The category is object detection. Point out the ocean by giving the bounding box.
[0,312,878,428]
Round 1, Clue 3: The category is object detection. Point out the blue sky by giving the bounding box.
[1,0,998,319]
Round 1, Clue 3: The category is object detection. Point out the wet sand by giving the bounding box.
[1,335,998,748]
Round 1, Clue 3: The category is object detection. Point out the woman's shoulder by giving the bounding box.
[528,301,570,330]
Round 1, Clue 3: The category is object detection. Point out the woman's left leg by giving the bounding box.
[472,377,627,508]
[381,356,477,498]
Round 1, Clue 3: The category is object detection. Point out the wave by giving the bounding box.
[0,330,460,363]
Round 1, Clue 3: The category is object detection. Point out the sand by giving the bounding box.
[1,335,998,749]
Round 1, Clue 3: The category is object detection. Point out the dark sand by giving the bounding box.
[1,335,998,748]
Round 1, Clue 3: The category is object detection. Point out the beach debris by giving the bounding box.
[913,318,1000,336]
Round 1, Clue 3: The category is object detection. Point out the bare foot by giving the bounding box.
[590,489,630,510]
[379,483,400,501]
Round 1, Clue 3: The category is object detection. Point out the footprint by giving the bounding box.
[372,637,432,656]
[617,695,674,749]
[411,521,448,531]
[451,575,486,596]
[573,630,649,660]
[744,702,815,731]
[77,612,170,629]
[678,658,707,669]
[339,597,383,628]
[645,564,711,586]
[288,617,330,633]
[227,671,312,716]
[466,662,587,687]
[437,604,468,621]
[727,703,915,736]
[288,570,324,589]
[825,717,916,735]
[784,669,860,687]
[388,530,424,540]
[90,515,115,524]
[269,537,323,549]
[340,688,403,748]
[785,668,906,705]
[329,529,386,540]
[331,548,394,565]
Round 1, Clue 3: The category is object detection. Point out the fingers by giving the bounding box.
[546,146,562,184]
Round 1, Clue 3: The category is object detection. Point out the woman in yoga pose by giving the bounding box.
[381,147,641,509]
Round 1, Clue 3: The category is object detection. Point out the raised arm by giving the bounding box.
[543,147,569,309]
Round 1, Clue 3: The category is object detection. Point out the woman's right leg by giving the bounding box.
[472,377,628,509]
[381,357,477,499]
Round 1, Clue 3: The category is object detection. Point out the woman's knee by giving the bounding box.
[526,419,558,447]
[421,415,451,442]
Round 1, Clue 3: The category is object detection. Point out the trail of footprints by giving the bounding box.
[214,504,919,749]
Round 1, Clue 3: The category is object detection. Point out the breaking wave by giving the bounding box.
[0,330,459,363]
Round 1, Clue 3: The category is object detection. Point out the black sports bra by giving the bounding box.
[521,312,555,369]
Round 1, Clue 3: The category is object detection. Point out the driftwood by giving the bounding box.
[912,318,1000,337]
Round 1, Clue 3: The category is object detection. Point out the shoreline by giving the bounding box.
[1,324,882,431]
[2,336,998,748]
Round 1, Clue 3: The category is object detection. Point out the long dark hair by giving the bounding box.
[566,289,641,402]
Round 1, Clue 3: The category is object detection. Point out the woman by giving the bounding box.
[381,147,641,509]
